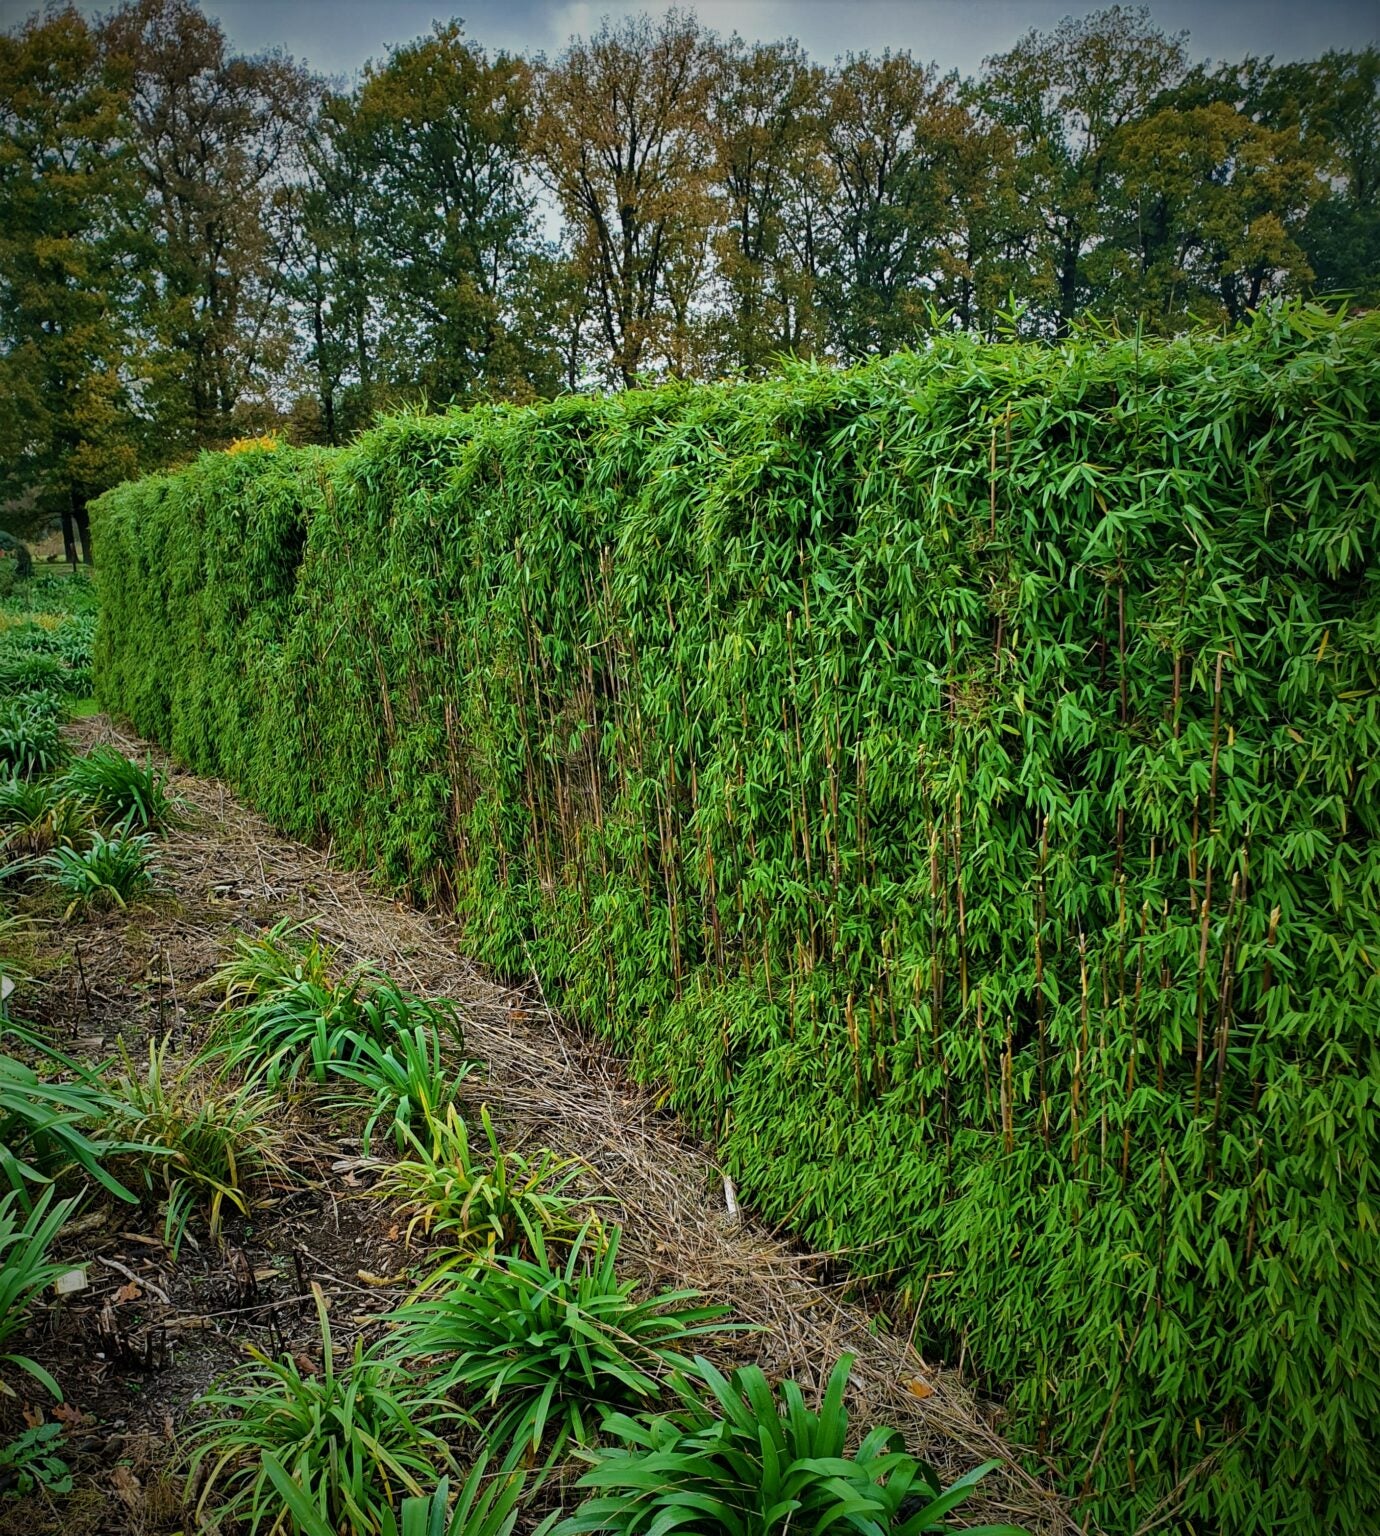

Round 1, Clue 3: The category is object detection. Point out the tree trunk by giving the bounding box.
[61,493,79,570]
[73,499,93,565]
[1058,228,1081,336]
[311,279,338,446]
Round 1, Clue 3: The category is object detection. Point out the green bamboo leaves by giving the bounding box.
[91,304,1380,1536]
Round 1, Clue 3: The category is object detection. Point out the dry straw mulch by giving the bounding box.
[71,714,1086,1536]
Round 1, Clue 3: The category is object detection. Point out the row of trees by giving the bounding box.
[1,0,1377,550]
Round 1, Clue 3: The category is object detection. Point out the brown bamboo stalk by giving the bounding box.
[1035,816,1049,1146]
[1073,929,1088,1173]
[955,791,969,1007]
[989,424,997,538]
[1121,902,1149,1182]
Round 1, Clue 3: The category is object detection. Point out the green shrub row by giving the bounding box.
[92,306,1380,1535]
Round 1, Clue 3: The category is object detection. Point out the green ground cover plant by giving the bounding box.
[213,970,460,1088]
[40,828,155,914]
[372,1104,586,1272]
[555,1354,1015,1536]
[207,918,337,1006]
[327,1024,474,1155]
[0,1187,78,1397]
[0,575,97,708]
[0,1031,137,1203]
[206,924,463,1089]
[385,1225,730,1473]
[0,699,67,779]
[92,306,1380,1534]
[187,1287,462,1534]
[0,1420,72,1497]
[0,744,172,859]
[0,652,67,697]
[59,745,178,831]
[0,775,92,855]
[260,1454,524,1536]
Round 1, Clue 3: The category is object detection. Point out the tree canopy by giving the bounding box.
[1,1,1376,526]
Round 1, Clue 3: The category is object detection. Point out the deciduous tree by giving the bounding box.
[710,37,826,372]
[0,5,141,561]
[980,5,1188,332]
[1102,97,1320,323]
[817,51,972,355]
[348,23,555,403]
[531,8,719,387]
[103,0,316,450]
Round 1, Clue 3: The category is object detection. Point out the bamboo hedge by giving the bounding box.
[92,306,1380,1535]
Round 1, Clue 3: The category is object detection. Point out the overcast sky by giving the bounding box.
[4,0,1377,80]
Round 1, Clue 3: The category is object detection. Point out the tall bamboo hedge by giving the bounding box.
[93,308,1380,1535]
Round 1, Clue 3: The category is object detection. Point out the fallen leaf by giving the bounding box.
[356,1269,404,1287]
[111,1465,142,1507]
[904,1376,935,1400]
[114,1281,142,1304]
[53,1402,86,1427]
[22,1404,43,1428]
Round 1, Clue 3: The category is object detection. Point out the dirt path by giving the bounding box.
[70,714,1083,1536]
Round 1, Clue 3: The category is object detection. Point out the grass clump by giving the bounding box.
[0,775,92,856]
[40,829,156,915]
[385,1224,730,1472]
[0,652,66,698]
[188,1288,461,1535]
[0,700,66,779]
[211,972,454,1088]
[208,924,463,1089]
[260,1454,524,1536]
[0,1187,78,1398]
[105,1036,292,1254]
[59,746,179,831]
[554,1354,1015,1536]
[208,918,337,1006]
[327,1022,474,1155]
[0,612,93,703]
[372,1105,585,1274]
